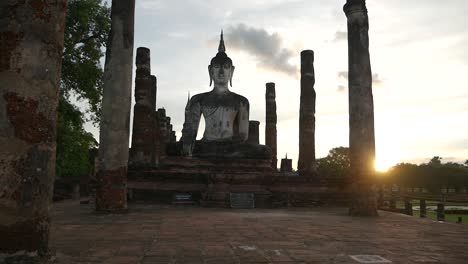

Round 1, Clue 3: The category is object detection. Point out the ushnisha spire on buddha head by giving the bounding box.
[209,30,235,87]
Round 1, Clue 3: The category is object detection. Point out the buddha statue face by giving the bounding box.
[209,61,234,87]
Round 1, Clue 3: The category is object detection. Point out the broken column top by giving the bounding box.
[301,50,315,75]
[266,82,275,97]
[136,47,151,72]
[157,108,166,117]
[344,0,367,14]
[300,50,314,60]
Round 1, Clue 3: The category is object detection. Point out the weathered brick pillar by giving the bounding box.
[96,0,135,211]
[129,47,154,165]
[344,0,377,216]
[248,120,260,145]
[298,50,316,176]
[157,108,168,157]
[265,83,277,169]
[0,0,67,255]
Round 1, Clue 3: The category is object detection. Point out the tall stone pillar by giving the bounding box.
[150,75,157,111]
[298,50,316,176]
[248,120,260,145]
[130,47,154,165]
[0,0,67,255]
[344,0,377,216]
[150,75,158,162]
[265,83,277,169]
[97,0,136,211]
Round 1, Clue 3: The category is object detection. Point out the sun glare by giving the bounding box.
[374,152,400,172]
[374,159,392,172]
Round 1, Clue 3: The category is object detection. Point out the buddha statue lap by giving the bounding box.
[178,32,271,160]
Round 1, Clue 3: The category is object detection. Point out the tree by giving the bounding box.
[385,160,468,191]
[428,156,442,166]
[56,0,110,180]
[317,147,350,180]
[56,97,97,179]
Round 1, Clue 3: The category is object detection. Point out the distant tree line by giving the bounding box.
[317,147,468,190]
[381,157,468,191]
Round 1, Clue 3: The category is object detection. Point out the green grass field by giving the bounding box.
[413,210,468,224]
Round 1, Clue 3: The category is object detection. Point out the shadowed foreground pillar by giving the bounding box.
[298,50,316,176]
[344,0,378,216]
[97,0,136,211]
[265,83,277,169]
[0,0,67,254]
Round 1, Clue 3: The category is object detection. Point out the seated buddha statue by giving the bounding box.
[179,32,271,159]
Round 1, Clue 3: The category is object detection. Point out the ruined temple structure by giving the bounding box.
[129,47,157,165]
[128,48,176,167]
[127,32,349,207]
[0,0,380,258]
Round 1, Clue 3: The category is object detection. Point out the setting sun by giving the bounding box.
[374,152,400,172]
[375,159,391,172]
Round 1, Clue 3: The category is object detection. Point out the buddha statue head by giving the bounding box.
[209,31,235,90]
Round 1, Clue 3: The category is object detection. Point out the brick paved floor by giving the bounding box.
[46,200,468,263]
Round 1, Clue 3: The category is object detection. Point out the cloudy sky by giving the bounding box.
[86,0,468,170]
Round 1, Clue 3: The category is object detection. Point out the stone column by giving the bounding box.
[129,47,154,165]
[150,75,157,111]
[344,0,377,216]
[96,0,136,211]
[437,203,445,221]
[404,199,413,216]
[0,0,67,255]
[298,50,316,176]
[150,75,158,163]
[420,200,427,218]
[248,120,260,145]
[265,83,277,169]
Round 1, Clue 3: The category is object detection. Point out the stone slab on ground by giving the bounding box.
[45,200,468,263]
